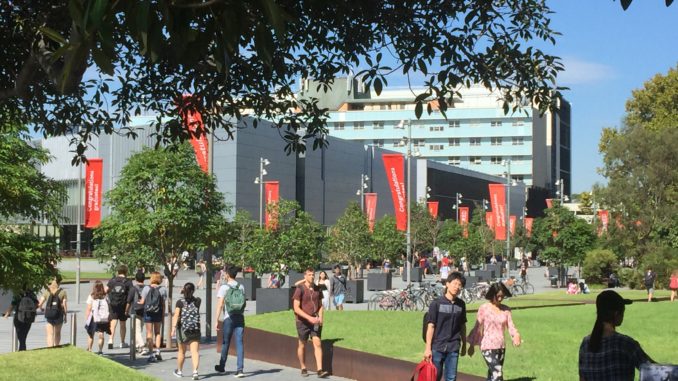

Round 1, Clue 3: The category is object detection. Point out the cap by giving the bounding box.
[596,290,632,313]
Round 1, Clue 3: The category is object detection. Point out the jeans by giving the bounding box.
[432,350,460,381]
[14,320,32,351]
[219,315,244,371]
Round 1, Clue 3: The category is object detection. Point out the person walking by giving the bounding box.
[330,265,347,311]
[139,271,167,362]
[318,271,331,311]
[172,283,202,380]
[424,272,468,381]
[467,282,521,381]
[669,269,678,302]
[293,268,329,378]
[196,260,206,289]
[85,281,112,354]
[3,286,38,351]
[130,271,147,353]
[214,265,246,377]
[37,275,67,347]
[106,264,132,349]
[578,290,654,380]
[644,268,657,302]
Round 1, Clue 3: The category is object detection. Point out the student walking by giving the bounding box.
[670,269,678,302]
[578,290,654,380]
[318,271,331,311]
[467,282,521,381]
[214,265,246,377]
[172,283,202,380]
[85,281,112,354]
[130,271,147,353]
[644,268,657,302]
[106,264,133,349]
[424,272,468,381]
[139,271,167,362]
[195,260,206,289]
[293,268,329,378]
[330,265,346,311]
[2,287,38,351]
[37,275,67,347]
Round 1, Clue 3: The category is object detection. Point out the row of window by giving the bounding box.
[445,156,528,167]
[332,120,526,130]
[371,137,525,148]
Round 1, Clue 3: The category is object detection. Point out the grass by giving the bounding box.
[515,288,672,302]
[247,302,678,380]
[60,270,112,282]
[0,345,158,381]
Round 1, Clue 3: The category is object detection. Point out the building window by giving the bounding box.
[512,137,524,145]
[372,139,384,148]
[490,121,502,127]
[470,156,482,165]
[334,122,345,130]
[490,156,503,165]
[373,121,384,129]
[448,156,460,165]
[449,120,461,128]
[354,122,364,130]
[448,138,460,146]
[430,125,444,132]
[393,140,404,147]
[430,144,444,151]
[512,175,524,181]
[470,137,481,146]
[414,139,425,147]
[491,137,502,146]
[469,121,480,128]
[512,121,524,127]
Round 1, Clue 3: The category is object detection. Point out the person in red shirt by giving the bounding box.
[292,269,329,378]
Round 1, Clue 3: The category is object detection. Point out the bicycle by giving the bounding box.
[518,276,535,294]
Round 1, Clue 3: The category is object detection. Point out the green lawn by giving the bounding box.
[516,288,671,302]
[60,270,112,282]
[0,346,158,381]
[247,302,678,380]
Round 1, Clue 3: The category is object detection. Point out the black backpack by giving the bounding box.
[109,278,128,308]
[144,287,161,314]
[17,293,37,324]
[44,290,63,320]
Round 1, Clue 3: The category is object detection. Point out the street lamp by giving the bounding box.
[452,192,463,222]
[356,174,370,211]
[502,160,513,275]
[396,119,418,287]
[254,157,270,228]
[555,178,566,205]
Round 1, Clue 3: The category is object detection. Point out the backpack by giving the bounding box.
[410,359,437,381]
[180,298,200,333]
[16,294,37,324]
[225,283,246,315]
[644,273,655,287]
[144,287,162,314]
[108,278,128,308]
[44,290,63,320]
[131,284,144,314]
[92,299,110,323]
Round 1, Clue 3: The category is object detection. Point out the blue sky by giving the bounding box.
[540,1,677,193]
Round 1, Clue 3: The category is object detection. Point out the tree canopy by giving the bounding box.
[1,0,566,160]
[326,202,371,279]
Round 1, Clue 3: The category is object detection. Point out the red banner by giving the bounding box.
[546,198,553,208]
[486,212,495,231]
[364,193,378,232]
[510,215,517,237]
[85,158,103,228]
[525,217,534,237]
[459,207,470,238]
[597,210,609,236]
[427,201,439,219]
[264,181,279,230]
[181,95,209,173]
[382,154,407,231]
[488,183,507,240]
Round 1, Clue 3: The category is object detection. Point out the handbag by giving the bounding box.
[411,359,437,381]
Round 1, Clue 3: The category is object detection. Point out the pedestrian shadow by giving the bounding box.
[321,338,344,375]
[507,377,536,381]
[198,369,282,379]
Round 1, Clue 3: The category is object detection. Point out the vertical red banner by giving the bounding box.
[364,193,378,232]
[545,198,553,208]
[597,210,609,236]
[459,207,470,238]
[524,217,534,237]
[84,158,103,228]
[427,201,439,219]
[510,215,517,236]
[382,154,407,231]
[488,183,507,240]
[264,181,279,230]
[485,212,495,231]
[181,95,209,173]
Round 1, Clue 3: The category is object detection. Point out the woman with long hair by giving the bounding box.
[467,282,521,381]
[172,282,201,380]
[578,290,654,380]
[669,269,678,302]
[37,275,68,347]
[318,271,331,311]
[84,280,111,354]
[139,271,167,362]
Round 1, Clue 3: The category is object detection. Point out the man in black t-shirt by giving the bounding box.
[107,264,133,349]
[424,272,467,381]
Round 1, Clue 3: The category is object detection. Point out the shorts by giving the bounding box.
[46,314,64,326]
[296,320,322,341]
[109,305,128,321]
[177,328,201,344]
[143,311,163,323]
[646,287,654,294]
[334,294,345,306]
[86,321,112,337]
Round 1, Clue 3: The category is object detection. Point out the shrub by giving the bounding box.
[618,267,643,290]
[582,249,619,284]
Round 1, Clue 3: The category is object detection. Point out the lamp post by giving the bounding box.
[453,192,463,222]
[503,160,512,275]
[397,119,415,287]
[555,178,565,205]
[254,157,270,228]
[356,174,369,212]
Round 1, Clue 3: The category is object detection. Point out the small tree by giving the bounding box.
[326,202,372,279]
[582,249,619,284]
[222,209,258,270]
[410,202,438,255]
[370,215,405,267]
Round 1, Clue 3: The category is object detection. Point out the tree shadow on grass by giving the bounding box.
[507,378,537,381]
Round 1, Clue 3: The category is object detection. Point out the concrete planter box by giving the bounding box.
[367,273,392,291]
[287,270,304,288]
[235,274,261,301]
[402,267,423,282]
[255,287,294,314]
[344,279,364,303]
[474,270,493,282]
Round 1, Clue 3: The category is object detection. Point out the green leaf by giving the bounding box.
[39,27,67,45]
[373,77,383,95]
[620,0,632,10]
[92,47,114,75]
[415,101,423,119]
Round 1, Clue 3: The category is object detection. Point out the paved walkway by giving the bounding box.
[0,259,565,380]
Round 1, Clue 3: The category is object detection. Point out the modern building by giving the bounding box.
[301,78,571,201]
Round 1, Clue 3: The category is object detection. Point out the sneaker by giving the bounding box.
[120,342,130,349]
[107,343,113,350]
[140,349,149,356]
[173,369,183,378]
[192,372,199,380]
[147,355,157,363]
[214,365,225,373]
[301,369,309,377]
[155,352,163,361]
[234,371,244,378]
[96,351,104,356]
[317,369,330,378]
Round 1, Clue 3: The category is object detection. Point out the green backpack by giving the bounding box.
[225,283,246,315]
